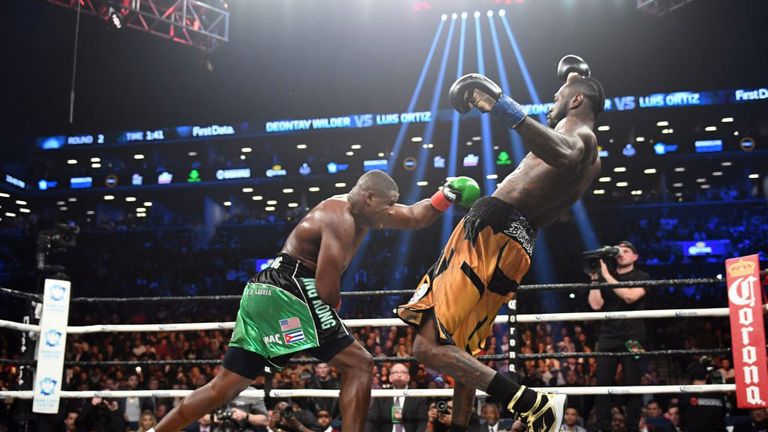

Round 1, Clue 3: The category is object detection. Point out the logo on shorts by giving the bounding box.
[408,282,430,304]
[279,317,301,331]
[283,329,305,344]
[263,334,282,344]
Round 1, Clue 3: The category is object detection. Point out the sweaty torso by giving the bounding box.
[280,195,368,272]
[492,124,600,228]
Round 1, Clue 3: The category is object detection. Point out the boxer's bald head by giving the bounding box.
[349,170,399,229]
[353,170,398,196]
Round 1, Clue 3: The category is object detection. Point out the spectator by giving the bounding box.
[366,363,428,432]
[315,409,337,432]
[560,407,586,432]
[664,406,681,432]
[479,402,512,432]
[122,374,149,429]
[307,363,340,421]
[134,410,157,432]
[183,415,211,432]
[63,410,79,432]
[678,361,726,432]
[644,400,673,432]
[611,412,627,432]
[430,400,453,432]
[734,408,768,432]
[717,358,735,384]
[78,397,127,432]
[413,365,434,389]
[268,401,313,432]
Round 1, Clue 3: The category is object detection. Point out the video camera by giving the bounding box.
[212,408,246,432]
[582,246,620,275]
[436,400,451,414]
[38,224,79,250]
[36,223,80,272]
[280,407,295,419]
[687,356,724,383]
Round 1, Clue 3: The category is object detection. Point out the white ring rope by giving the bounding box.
[3,306,765,334]
[0,384,736,400]
[0,319,41,333]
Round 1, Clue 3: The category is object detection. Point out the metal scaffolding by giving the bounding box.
[636,0,696,16]
[49,0,229,52]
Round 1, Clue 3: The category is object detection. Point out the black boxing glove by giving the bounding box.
[557,55,591,81]
[448,73,502,114]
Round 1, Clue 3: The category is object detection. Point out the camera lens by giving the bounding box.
[436,400,448,412]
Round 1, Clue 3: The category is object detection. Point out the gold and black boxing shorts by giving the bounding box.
[397,196,536,355]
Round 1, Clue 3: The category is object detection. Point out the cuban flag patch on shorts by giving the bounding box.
[283,329,305,344]
[279,317,301,331]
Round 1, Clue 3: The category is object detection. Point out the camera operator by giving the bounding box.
[210,404,268,432]
[77,396,127,432]
[426,400,480,432]
[586,241,649,432]
[427,400,453,432]
[678,359,726,431]
[207,376,272,432]
[258,401,317,432]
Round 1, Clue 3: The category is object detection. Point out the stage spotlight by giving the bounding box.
[441,14,448,21]
[451,13,458,19]
[107,7,124,30]
[499,9,506,17]
[474,11,481,18]
[487,10,493,16]
[461,11,468,19]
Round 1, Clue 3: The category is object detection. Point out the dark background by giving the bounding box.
[3,0,767,170]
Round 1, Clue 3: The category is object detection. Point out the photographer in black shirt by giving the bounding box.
[587,241,649,432]
[679,359,727,432]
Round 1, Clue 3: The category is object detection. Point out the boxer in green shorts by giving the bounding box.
[151,170,480,432]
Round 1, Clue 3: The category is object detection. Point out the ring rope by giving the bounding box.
[0,277,733,305]
[0,347,742,368]
[3,306,761,335]
[517,277,723,292]
[0,319,42,333]
[0,384,737,400]
[0,286,41,302]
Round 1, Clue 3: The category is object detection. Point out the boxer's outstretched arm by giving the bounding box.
[384,199,442,230]
[514,116,592,168]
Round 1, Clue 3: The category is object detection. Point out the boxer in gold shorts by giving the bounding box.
[399,195,535,355]
[399,55,605,432]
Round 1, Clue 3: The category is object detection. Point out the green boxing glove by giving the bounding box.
[430,176,481,211]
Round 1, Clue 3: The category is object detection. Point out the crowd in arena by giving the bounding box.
[0,193,766,431]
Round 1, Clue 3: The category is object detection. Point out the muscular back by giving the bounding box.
[280,196,368,272]
[493,119,600,228]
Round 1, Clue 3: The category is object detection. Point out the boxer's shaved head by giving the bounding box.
[353,170,398,197]
[347,170,399,229]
